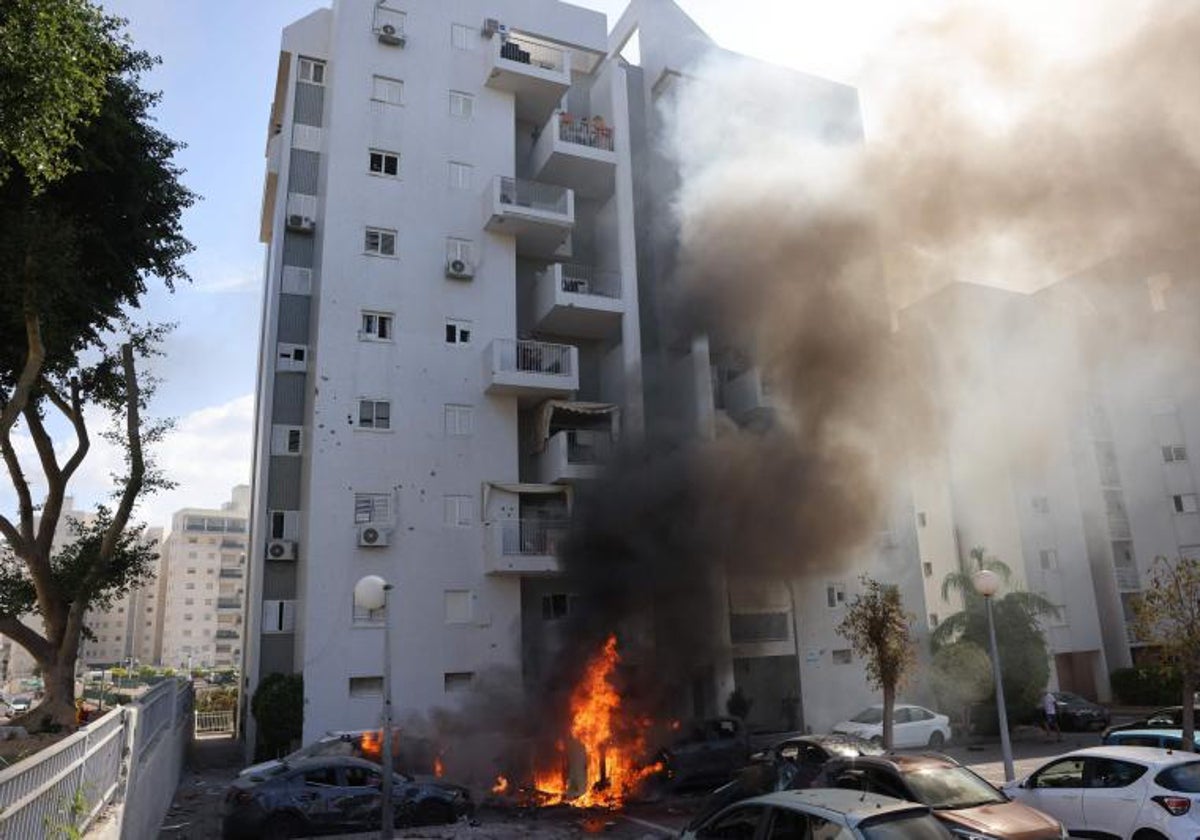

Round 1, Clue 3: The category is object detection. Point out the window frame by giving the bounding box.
[443,495,475,528]
[298,57,326,85]
[364,227,397,257]
[371,74,404,105]
[357,398,392,431]
[353,493,391,525]
[444,404,474,437]
[1173,493,1199,514]
[447,161,473,191]
[449,90,474,119]
[444,319,473,347]
[360,310,395,342]
[450,23,474,50]
[368,149,400,178]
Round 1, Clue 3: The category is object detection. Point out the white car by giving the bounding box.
[682,788,953,840]
[832,704,952,749]
[1004,746,1200,840]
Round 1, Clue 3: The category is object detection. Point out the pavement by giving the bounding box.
[157,735,245,839]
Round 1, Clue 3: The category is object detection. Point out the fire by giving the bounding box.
[492,775,509,795]
[359,729,382,762]
[434,754,445,778]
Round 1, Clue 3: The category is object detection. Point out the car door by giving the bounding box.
[1020,757,1087,833]
[337,764,385,831]
[893,707,916,748]
[695,803,770,839]
[764,806,810,839]
[295,765,341,831]
[1083,757,1148,839]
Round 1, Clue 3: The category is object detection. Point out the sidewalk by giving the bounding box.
[156,735,244,839]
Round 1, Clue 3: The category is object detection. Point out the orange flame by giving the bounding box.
[492,775,509,795]
[434,755,445,778]
[359,730,382,762]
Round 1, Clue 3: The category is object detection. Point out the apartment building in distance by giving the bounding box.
[159,487,250,670]
[245,0,643,747]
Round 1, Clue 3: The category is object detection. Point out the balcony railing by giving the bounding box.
[497,177,570,215]
[494,339,575,377]
[558,114,614,151]
[564,430,613,464]
[499,519,569,556]
[216,598,241,610]
[219,568,242,579]
[215,629,238,640]
[561,263,620,298]
[498,35,565,73]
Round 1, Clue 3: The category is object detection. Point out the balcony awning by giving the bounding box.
[483,481,572,514]
[532,400,620,453]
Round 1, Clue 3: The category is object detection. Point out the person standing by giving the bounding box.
[1042,690,1062,741]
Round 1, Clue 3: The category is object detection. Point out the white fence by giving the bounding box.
[0,679,192,840]
[194,710,235,736]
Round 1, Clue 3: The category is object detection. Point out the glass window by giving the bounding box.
[361,311,393,340]
[1032,758,1086,788]
[443,495,475,527]
[1174,494,1199,514]
[450,23,474,50]
[860,812,953,840]
[767,808,808,839]
[369,149,400,177]
[448,161,472,190]
[697,805,765,839]
[444,404,474,437]
[852,708,884,724]
[298,57,325,85]
[358,399,391,429]
[343,766,381,788]
[445,319,472,345]
[904,766,1006,808]
[364,227,396,256]
[1088,758,1147,788]
[304,767,338,786]
[354,493,390,524]
[371,75,403,105]
[449,90,474,118]
[1155,761,1200,793]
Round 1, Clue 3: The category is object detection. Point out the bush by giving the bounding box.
[251,673,303,761]
[1110,666,1181,706]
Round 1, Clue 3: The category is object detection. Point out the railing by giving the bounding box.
[558,114,615,151]
[498,35,565,73]
[1114,561,1141,591]
[215,629,239,639]
[194,710,235,736]
[564,430,613,464]
[217,597,241,609]
[494,339,575,377]
[219,568,243,579]
[499,519,569,556]
[554,263,622,298]
[497,176,570,215]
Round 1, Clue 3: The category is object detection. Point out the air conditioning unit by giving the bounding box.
[376,23,405,46]
[445,258,475,280]
[357,524,391,547]
[266,539,297,561]
[482,17,501,38]
[286,214,315,233]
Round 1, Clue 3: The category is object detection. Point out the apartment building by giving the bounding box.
[79,526,165,667]
[245,0,643,747]
[160,487,250,670]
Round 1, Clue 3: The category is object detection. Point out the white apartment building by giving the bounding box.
[160,487,250,670]
[245,0,643,748]
[79,526,165,667]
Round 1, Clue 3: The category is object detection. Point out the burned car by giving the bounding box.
[222,755,471,839]
[239,728,430,778]
[657,717,752,789]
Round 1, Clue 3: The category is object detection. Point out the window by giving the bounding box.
[1173,494,1199,514]
[445,319,472,346]
[929,613,939,627]
[696,805,764,839]
[263,600,296,633]
[444,672,474,693]
[766,809,810,840]
[832,649,852,665]
[448,161,472,191]
[444,404,474,437]
[446,237,474,265]
[1155,763,1200,793]
[1039,549,1058,570]
[185,582,196,591]
[184,599,194,606]
[1090,758,1147,788]
[364,227,396,256]
[270,511,288,539]
[729,613,789,644]
[371,74,403,105]
[450,23,474,50]
[443,495,475,527]
[298,57,325,85]
[444,590,472,624]
[354,493,391,524]
[304,767,338,787]
[826,583,846,609]
[1032,758,1086,789]
[369,149,400,177]
[344,765,381,788]
[187,567,196,574]
[1163,444,1188,463]
[358,399,391,430]
[1032,495,1051,514]
[349,676,384,698]
[541,593,579,620]
[449,90,474,118]
[360,311,394,340]
[922,562,933,578]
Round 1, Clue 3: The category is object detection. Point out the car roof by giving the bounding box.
[746,789,930,822]
[834,753,958,771]
[285,755,382,772]
[1048,746,1200,766]
[1108,728,1200,740]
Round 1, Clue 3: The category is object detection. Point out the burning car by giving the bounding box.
[655,716,752,789]
[239,728,425,779]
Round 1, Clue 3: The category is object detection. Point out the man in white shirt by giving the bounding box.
[1042,690,1062,741]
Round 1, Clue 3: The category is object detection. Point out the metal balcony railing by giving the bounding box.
[497,177,570,215]
[498,35,565,72]
[494,339,575,377]
[216,598,241,610]
[219,568,242,579]
[215,629,238,640]
[499,519,569,556]
[554,263,621,298]
[564,430,613,464]
[558,114,615,151]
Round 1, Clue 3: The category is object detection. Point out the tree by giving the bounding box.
[1132,556,1200,753]
[931,548,1060,723]
[836,576,918,749]
[0,10,193,729]
[252,673,304,761]
[930,641,993,737]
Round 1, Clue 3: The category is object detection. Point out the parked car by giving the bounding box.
[681,788,954,840]
[813,753,1066,840]
[689,734,885,829]
[1103,728,1200,751]
[657,717,751,789]
[1104,706,1200,739]
[8,696,31,714]
[1003,746,1200,840]
[832,704,952,748]
[239,728,429,778]
[1049,691,1111,731]
[222,755,471,839]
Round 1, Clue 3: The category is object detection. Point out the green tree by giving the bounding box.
[252,673,304,761]
[930,641,994,736]
[836,576,918,749]
[931,548,1060,723]
[0,0,122,190]
[0,20,193,729]
[1132,556,1200,752]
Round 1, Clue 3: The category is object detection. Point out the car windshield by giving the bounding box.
[852,708,884,724]
[860,811,953,840]
[904,767,1006,809]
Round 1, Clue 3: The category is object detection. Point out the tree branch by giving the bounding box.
[47,378,90,480]
[0,432,34,550]
[0,306,46,435]
[0,614,51,664]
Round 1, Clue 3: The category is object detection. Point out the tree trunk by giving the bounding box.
[12,653,76,730]
[882,683,895,750]
[1183,672,1196,753]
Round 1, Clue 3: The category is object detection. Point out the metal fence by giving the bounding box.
[558,115,614,151]
[498,35,565,72]
[194,711,235,736]
[496,177,570,215]
[493,339,574,377]
[556,263,621,298]
[499,519,570,556]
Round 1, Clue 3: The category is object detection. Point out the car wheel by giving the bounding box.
[262,814,302,840]
[414,799,456,826]
[928,731,945,748]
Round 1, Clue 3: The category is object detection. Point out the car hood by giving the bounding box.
[410,776,470,797]
[938,800,1061,840]
[238,759,283,778]
[833,721,880,734]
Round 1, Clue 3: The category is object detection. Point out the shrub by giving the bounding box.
[1110,666,1181,706]
[251,673,303,761]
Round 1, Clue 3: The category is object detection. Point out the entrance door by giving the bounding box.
[733,655,802,732]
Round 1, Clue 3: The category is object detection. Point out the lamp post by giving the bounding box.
[973,569,1014,782]
[355,575,395,839]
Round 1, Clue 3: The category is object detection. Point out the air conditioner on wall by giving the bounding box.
[445,258,475,279]
[286,214,315,233]
[377,23,405,46]
[358,524,391,547]
[266,539,297,561]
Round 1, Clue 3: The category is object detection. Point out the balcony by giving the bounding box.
[219,568,242,579]
[533,263,624,338]
[537,429,611,483]
[485,34,571,124]
[484,176,574,257]
[484,339,578,400]
[217,597,241,610]
[484,518,568,575]
[215,629,239,640]
[724,367,777,424]
[531,112,617,199]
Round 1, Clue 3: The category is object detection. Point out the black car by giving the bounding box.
[1102,705,1200,738]
[221,756,471,839]
[1049,692,1110,731]
[688,734,884,830]
[657,717,751,789]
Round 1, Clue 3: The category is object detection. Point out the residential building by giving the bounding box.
[79,526,165,667]
[160,487,250,670]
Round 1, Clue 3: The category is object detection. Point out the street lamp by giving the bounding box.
[973,569,1014,782]
[354,575,395,839]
